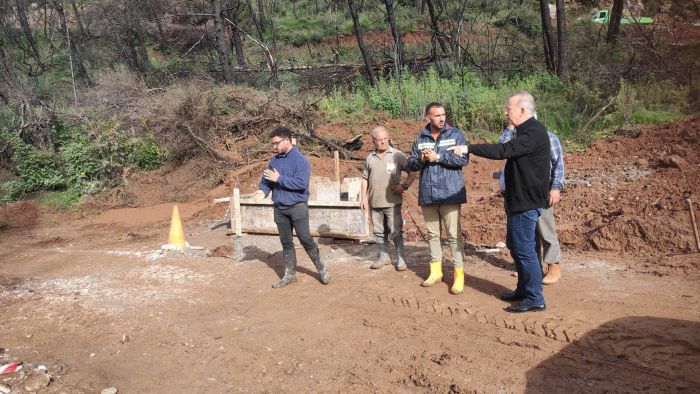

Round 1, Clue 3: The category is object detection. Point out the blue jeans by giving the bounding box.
[506,208,545,306]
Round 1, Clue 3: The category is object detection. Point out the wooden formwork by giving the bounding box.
[214,177,369,240]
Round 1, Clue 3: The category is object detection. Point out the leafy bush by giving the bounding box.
[135,133,167,170]
[1,121,167,204]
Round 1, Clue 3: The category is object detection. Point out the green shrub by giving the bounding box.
[1,120,167,204]
[135,133,167,170]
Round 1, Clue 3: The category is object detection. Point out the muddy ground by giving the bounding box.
[1,117,699,393]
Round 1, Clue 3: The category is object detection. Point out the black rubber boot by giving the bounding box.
[308,246,330,285]
[272,249,297,288]
[370,235,391,269]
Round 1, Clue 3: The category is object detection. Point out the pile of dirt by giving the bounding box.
[0,201,39,229]
[317,116,700,259]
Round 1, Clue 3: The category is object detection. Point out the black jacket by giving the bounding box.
[469,117,551,212]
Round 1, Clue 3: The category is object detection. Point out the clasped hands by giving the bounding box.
[420,149,438,163]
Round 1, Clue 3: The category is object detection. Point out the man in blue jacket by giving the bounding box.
[407,102,469,295]
[254,127,331,288]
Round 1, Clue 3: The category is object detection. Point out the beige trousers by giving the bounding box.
[421,204,464,267]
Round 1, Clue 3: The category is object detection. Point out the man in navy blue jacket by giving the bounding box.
[254,127,330,288]
[450,92,549,312]
[407,102,469,295]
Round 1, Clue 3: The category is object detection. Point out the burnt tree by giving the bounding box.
[347,0,376,86]
[383,0,404,74]
[212,0,235,83]
[555,0,567,78]
[607,0,624,43]
[425,0,448,55]
[538,0,556,73]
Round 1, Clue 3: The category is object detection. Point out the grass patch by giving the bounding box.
[320,67,689,144]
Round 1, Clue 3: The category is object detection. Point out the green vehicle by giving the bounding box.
[590,9,653,24]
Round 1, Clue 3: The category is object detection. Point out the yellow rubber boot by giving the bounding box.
[450,267,464,295]
[421,261,443,287]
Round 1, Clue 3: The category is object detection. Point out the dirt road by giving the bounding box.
[1,218,698,393]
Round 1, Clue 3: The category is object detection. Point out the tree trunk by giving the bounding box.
[147,0,166,46]
[212,0,234,83]
[69,0,88,38]
[134,18,150,72]
[538,0,556,73]
[230,11,246,66]
[425,0,447,55]
[14,0,44,70]
[347,0,376,87]
[258,0,266,32]
[52,0,91,86]
[383,0,404,73]
[607,0,624,43]
[555,0,567,78]
[454,0,468,72]
[246,0,264,40]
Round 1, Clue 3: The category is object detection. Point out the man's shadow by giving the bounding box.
[241,245,320,281]
[465,247,514,271]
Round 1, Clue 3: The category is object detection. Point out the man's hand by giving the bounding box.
[391,184,405,195]
[447,145,468,156]
[421,149,438,163]
[252,190,266,201]
[420,149,429,162]
[360,197,368,212]
[263,168,280,182]
[548,189,561,206]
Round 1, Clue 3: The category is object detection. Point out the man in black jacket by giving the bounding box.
[449,92,550,312]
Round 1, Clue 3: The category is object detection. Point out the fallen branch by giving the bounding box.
[577,96,617,138]
[185,125,231,163]
[296,100,357,160]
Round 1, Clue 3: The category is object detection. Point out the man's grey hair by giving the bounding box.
[370,126,388,139]
[509,91,536,114]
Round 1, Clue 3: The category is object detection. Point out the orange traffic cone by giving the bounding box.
[167,205,186,251]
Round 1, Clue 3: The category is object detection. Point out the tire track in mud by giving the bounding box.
[368,293,588,344]
[367,292,700,389]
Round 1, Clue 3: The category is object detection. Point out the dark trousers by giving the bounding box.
[506,208,545,306]
[274,202,318,268]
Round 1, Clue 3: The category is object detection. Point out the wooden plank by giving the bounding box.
[233,188,242,236]
[234,187,241,232]
[334,151,340,184]
[214,197,361,208]
[240,227,368,240]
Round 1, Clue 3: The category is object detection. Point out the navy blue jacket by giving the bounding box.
[408,124,469,205]
[259,146,310,207]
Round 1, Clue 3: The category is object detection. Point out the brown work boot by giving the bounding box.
[542,263,561,284]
